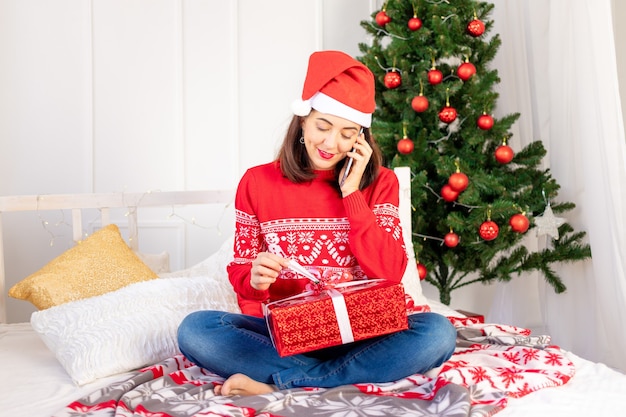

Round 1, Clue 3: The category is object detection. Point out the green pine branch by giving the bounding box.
[358,0,592,305]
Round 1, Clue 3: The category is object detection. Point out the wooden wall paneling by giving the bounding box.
[237,0,321,173]
[182,0,240,191]
[91,0,184,193]
[0,0,93,195]
[321,0,373,57]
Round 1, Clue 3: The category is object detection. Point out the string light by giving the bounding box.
[440,14,457,23]
[166,201,233,236]
[367,22,409,40]
[431,117,465,144]
[34,190,234,248]
[36,195,72,247]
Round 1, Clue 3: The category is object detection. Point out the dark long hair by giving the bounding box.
[276,115,382,191]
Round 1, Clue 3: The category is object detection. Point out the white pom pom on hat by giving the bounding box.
[292,50,375,128]
[291,98,312,116]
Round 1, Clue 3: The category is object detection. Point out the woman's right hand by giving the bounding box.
[250,252,288,291]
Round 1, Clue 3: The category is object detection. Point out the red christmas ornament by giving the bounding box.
[397,137,414,154]
[438,106,457,123]
[457,61,476,81]
[495,144,514,164]
[384,71,402,89]
[427,68,443,85]
[448,172,469,192]
[444,231,460,248]
[441,184,459,202]
[467,18,485,37]
[375,10,391,27]
[477,113,494,130]
[509,213,530,233]
[479,220,499,241]
[416,262,427,280]
[411,95,429,112]
[408,16,422,31]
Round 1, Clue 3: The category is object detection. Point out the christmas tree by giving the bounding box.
[358,0,591,305]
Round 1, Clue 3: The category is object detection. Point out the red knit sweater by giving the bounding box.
[227,161,408,317]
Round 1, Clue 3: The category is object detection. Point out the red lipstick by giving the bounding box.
[318,149,334,160]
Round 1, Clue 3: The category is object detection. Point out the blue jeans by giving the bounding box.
[177,310,456,390]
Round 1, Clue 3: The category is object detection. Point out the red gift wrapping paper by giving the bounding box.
[264,280,408,357]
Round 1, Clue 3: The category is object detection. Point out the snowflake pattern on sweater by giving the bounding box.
[234,203,402,278]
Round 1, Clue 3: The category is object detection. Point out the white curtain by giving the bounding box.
[488,0,626,372]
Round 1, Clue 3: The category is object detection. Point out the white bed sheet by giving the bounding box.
[0,322,133,417]
[497,350,626,416]
[2,310,625,417]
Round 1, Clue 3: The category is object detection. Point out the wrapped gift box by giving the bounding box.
[264,280,408,357]
[455,309,485,323]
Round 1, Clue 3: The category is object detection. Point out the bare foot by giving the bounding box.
[214,373,276,396]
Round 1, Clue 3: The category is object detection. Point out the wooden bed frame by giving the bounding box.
[0,189,236,323]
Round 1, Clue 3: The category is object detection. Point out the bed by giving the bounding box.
[1,167,625,417]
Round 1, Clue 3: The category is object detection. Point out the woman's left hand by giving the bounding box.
[339,132,372,197]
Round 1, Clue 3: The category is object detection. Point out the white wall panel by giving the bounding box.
[237,0,321,173]
[0,0,93,195]
[91,0,184,193]
[182,0,239,190]
[322,0,373,57]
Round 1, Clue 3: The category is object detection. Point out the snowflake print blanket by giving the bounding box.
[52,320,574,417]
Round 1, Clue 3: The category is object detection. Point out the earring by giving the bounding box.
[299,136,305,144]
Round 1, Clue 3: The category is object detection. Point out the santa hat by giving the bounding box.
[292,50,375,128]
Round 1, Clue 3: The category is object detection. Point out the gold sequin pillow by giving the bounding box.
[9,224,158,310]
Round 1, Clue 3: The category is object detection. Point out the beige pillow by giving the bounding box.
[9,224,157,310]
[136,251,171,274]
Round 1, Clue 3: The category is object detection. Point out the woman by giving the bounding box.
[177,50,456,396]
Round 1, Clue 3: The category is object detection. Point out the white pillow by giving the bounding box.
[401,258,429,308]
[136,251,171,274]
[161,235,234,280]
[30,274,240,386]
[395,167,429,308]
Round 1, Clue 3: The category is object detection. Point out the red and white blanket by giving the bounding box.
[52,317,574,417]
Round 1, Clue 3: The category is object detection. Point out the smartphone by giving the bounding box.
[340,128,363,186]
[340,152,354,186]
